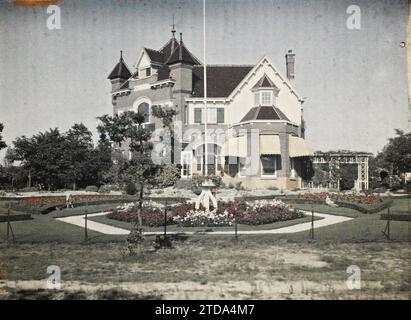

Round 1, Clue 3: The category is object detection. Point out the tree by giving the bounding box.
[377,129,411,176]
[0,123,6,151]
[63,123,94,190]
[97,111,157,234]
[6,124,111,190]
[86,126,114,186]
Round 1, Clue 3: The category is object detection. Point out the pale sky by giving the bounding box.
[0,0,409,160]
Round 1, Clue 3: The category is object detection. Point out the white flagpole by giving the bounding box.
[203,0,208,176]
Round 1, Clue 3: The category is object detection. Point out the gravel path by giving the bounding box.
[56,211,353,235]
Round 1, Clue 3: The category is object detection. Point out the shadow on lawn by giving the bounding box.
[2,287,162,300]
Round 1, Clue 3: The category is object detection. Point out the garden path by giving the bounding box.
[56,211,353,235]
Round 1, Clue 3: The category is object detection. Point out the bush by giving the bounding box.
[154,164,181,188]
[98,184,119,193]
[85,185,98,192]
[125,182,137,195]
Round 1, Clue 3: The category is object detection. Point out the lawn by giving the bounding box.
[0,240,409,299]
[0,198,409,300]
[0,211,123,243]
[0,198,409,242]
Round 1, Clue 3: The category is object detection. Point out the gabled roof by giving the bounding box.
[226,55,303,102]
[240,106,290,122]
[191,65,253,98]
[107,51,132,80]
[144,48,165,64]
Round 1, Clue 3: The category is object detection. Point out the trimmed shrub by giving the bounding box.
[125,182,137,195]
[98,184,120,193]
[85,185,98,192]
[154,164,181,188]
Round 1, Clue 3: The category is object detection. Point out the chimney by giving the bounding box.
[285,50,295,83]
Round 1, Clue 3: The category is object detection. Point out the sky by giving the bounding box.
[0,0,409,160]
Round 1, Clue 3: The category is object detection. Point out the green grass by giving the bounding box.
[0,198,409,243]
[0,240,409,299]
[389,198,410,213]
[293,203,360,218]
[0,214,124,243]
[0,207,28,217]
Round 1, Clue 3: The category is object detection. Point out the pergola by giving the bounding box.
[311,151,372,191]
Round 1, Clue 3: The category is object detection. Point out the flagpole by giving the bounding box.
[203,0,208,176]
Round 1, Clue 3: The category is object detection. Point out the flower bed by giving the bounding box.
[17,194,121,208]
[289,192,392,213]
[236,200,304,225]
[107,202,175,227]
[173,209,233,227]
[107,199,303,228]
[171,200,303,227]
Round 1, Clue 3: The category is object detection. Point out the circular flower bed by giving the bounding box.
[108,199,304,228]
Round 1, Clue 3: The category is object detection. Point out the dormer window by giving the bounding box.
[252,75,279,106]
[261,91,272,106]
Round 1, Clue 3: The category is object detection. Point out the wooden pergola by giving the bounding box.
[311,151,372,191]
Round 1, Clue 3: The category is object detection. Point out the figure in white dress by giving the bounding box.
[66,193,74,208]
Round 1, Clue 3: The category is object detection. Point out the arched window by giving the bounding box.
[137,102,150,123]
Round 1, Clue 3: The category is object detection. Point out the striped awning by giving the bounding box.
[289,136,314,157]
[259,135,281,155]
[224,135,247,157]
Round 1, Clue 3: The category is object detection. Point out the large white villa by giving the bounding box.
[107,28,314,189]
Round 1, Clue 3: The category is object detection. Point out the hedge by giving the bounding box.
[235,195,392,214]
[0,213,32,222]
[8,195,190,215]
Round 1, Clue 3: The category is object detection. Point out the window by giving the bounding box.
[261,155,277,176]
[290,158,297,178]
[261,91,272,105]
[181,151,192,177]
[207,108,217,124]
[217,108,224,124]
[137,102,150,123]
[145,68,151,77]
[194,108,202,124]
[184,105,188,124]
